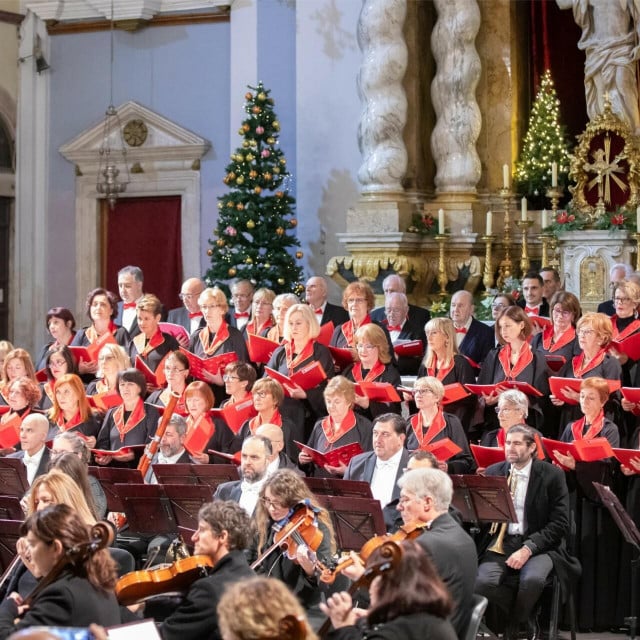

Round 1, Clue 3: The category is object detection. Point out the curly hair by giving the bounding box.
[198,501,252,551]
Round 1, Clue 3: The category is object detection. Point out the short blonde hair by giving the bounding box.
[614,280,640,306]
[355,323,391,364]
[253,377,284,406]
[136,294,163,317]
[576,312,613,347]
[198,287,229,313]
[323,375,355,405]
[97,343,130,378]
[580,376,610,404]
[283,304,321,341]
[414,376,445,402]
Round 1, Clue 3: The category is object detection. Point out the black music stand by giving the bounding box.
[114,484,177,536]
[161,484,212,530]
[151,463,198,485]
[593,482,640,640]
[189,464,239,491]
[0,459,29,497]
[88,466,144,512]
[304,477,373,499]
[0,496,23,520]
[0,520,22,572]
[316,495,386,551]
[450,474,517,525]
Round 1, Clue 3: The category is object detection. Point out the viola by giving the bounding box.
[115,554,214,606]
[319,519,428,584]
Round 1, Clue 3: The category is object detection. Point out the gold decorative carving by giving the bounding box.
[579,256,606,303]
[123,119,148,147]
[191,159,201,171]
[131,162,144,174]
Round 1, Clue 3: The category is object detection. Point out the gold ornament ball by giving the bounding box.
[216,239,225,247]
[207,248,213,256]
[217,202,223,209]
[290,219,298,227]
[243,123,250,132]
[228,172,236,180]
[247,220,255,229]
[273,121,280,130]
[267,137,275,144]
[273,167,281,174]
[245,92,253,100]
[236,176,244,184]
[276,227,284,236]
[226,201,234,208]
[237,128,244,136]
[245,257,253,264]
[277,278,285,285]
[263,172,272,181]
[242,140,250,148]
[257,92,266,101]
[295,251,303,259]
[228,267,237,276]
[264,262,270,268]
[252,106,261,114]
[279,158,286,165]
[246,153,255,162]
[249,170,258,179]
[254,186,262,194]
[236,203,245,211]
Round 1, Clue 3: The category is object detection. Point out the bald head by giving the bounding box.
[180,277,206,313]
[450,290,474,327]
[305,276,328,309]
[19,414,49,456]
[255,423,284,459]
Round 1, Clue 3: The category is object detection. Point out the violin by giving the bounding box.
[115,554,214,606]
[319,519,428,584]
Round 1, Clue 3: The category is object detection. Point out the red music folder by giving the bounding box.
[135,356,159,387]
[179,348,238,381]
[294,440,363,468]
[393,340,424,358]
[0,414,21,448]
[208,449,241,465]
[327,346,355,369]
[545,354,566,373]
[621,387,640,404]
[317,321,335,346]
[88,391,123,412]
[35,368,48,383]
[610,332,640,361]
[465,381,543,398]
[612,447,640,469]
[529,316,552,330]
[265,362,327,392]
[424,437,462,462]
[354,381,401,403]
[443,382,471,405]
[209,398,257,435]
[471,444,506,467]
[159,322,190,344]
[183,418,214,455]
[70,331,117,364]
[549,376,621,405]
[246,333,280,364]
[91,444,146,458]
[542,436,615,465]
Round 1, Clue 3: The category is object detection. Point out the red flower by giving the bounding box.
[422,216,434,228]
[611,214,625,226]
[557,211,568,224]
[512,291,521,300]
[568,214,575,222]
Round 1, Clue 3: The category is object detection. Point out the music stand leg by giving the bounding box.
[626,553,639,640]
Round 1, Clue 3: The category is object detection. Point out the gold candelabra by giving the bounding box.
[540,233,553,267]
[632,233,640,271]
[545,186,563,271]
[497,188,514,289]
[514,219,534,273]
[546,186,562,216]
[481,234,497,293]
[435,234,449,298]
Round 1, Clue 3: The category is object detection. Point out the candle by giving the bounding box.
[551,162,558,187]
[636,206,640,231]
[486,210,492,236]
[438,208,445,235]
[521,197,528,221]
[503,164,510,190]
[541,208,548,229]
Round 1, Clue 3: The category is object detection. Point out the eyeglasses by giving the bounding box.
[98,354,115,362]
[261,497,286,510]
[252,391,269,398]
[614,297,632,304]
[491,303,506,310]
[48,359,67,368]
[413,388,434,396]
[356,343,377,351]
[200,304,222,311]
[179,293,199,300]
[552,308,572,317]
[223,375,240,382]
[495,406,517,414]
[164,367,186,374]
[347,298,366,304]
[577,329,595,337]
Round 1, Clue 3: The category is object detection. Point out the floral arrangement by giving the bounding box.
[592,207,636,233]
[542,206,586,236]
[476,277,522,321]
[407,212,437,236]
[428,297,450,318]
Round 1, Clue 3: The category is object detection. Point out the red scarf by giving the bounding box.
[284,339,314,374]
[341,315,371,347]
[571,348,607,378]
[541,325,576,352]
[427,354,454,381]
[133,329,165,358]
[351,360,385,382]
[248,409,283,434]
[159,388,187,414]
[1,407,29,426]
[245,317,274,336]
[113,398,146,442]
[198,322,230,356]
[57,411,82,431]
[612,315,640,341]
[409,410,446,450]
[85,321,118,344]
[571,410,605,440]
[321,410,357,444]
[186,413,215,439]
[498,343,534,380]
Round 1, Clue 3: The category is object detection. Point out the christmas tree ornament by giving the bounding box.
[267,137,275,144]
[290,219,297,227]
[276,227,284,235]
[257,92,266,101]
[249,170,258,179]
[256,126,264,134]
[245,92,252,100]
[254,187,262,194]
[261,150,270,158]
[245,257,253,264]
[217,239,225,247]
[296,251,303,259]
[236,176,244,184]
[243,123,250,132]
[246,220,255,229]
[276,191,284,198]
[273,121,280,130]
[228,267,237,276]
[264,263,270,268]
[252,106,261,114]
[277,278,285,285]
[263,172,272,181]
[236,203,245,210]
[207,248,213,256]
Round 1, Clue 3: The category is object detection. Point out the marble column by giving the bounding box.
[356,0,408,196]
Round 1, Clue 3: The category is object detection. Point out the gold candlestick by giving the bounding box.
[515,219,534,273]
[540,233,554,268]
[545,186,562,215]
[547,234,560,270]
[435,234,449,298]
[481,234,497,293]
[498,188,514,289]
[632,233,640,271]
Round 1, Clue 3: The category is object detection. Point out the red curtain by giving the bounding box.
[529,0,588,141]
[105,196,183,310]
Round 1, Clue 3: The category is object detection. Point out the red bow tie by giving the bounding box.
[314,308,323,315]
[235,312,250,319]
[189,312,203,319]
[123,302,137,310]
[525,306,539,315]
[387,325,403,332]
[455,327,467,334]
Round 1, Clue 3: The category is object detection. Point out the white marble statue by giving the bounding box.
[557,0,640,132]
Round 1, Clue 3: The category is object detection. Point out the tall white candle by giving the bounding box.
[541,208,548,229]
[486,210,492,235]
[503,164,510,190]
[521,197,527,221]
[438,208,445,234]
[636,206,640,230]
[551,162,558,187]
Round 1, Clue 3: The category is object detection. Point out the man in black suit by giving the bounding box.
[167,277,206,346]
[144,414,192,484]
[516,272,550,318]
[370,274,430,329]
[213,435,271,515]
[449,289,494,367]
[397,467,477,639]
[8,414,50,486]
[344,413,409,531]
[227,278,255,331]
[255,423,300,475]
[115,265,145,338]
[158,500,254,640]
[305,276,349,326]
[475,425,579,639]
[597,262,633,316]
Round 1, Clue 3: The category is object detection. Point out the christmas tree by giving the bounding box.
[514,70,572,201]
[205,83,304,294]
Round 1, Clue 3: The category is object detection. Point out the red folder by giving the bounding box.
[159,322,190,344]
[179,348,238,381]
[621,387,640,404]
[0,406,9,415]
[442,382,471,405]
[549,376,621,405]
[393,340,424,358]
[183,418,214,455]
[91,444,146,458]
[424,437,462,462]
[542,436,614,466]
[465,381,543,398]
[529,316,552,330]
[317,321,334,346]
[0,414,21,448]
[265,362,327,393]
[35,368,48,383]
[610,332,640,361]
[294,440,363,468]
[247,333,280,364]
[471,444,506,468]
[545,354,566,373]
[328,346,355,369]
[354,382,401,403]
[208,449,241,465]
[612,447,640,469]
[209,398,257,435]
[70,332,117,364]
[135,356,159,387]
[88,391,123,411]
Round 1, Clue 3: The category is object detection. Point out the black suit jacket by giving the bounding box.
[344,449,409,531]
[458,317,495,366]
[166,307,206,334]
[597,299,615,316]
[417,512,478,639]
[160,550,254,640]
[8,446,51,485]
[213,479,242,503]
[320,302,349,327]
[370,303,431,328]
[517,297,550,317]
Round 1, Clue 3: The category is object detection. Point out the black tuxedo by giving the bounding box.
[517,297,550,317]
[416,512,478,639]
[597,299,615,316]
[145,449,192,483]
[160,550,254,640]
[370,303,431,329]
[344,449,409,531]
[319,301,349,327]
[213,479,242,503]
[167,306,206,334]
[458,317,495,366]
[8,446,51,485]
[383,316,427,376]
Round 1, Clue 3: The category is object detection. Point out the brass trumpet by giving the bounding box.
[487,470,517,555]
